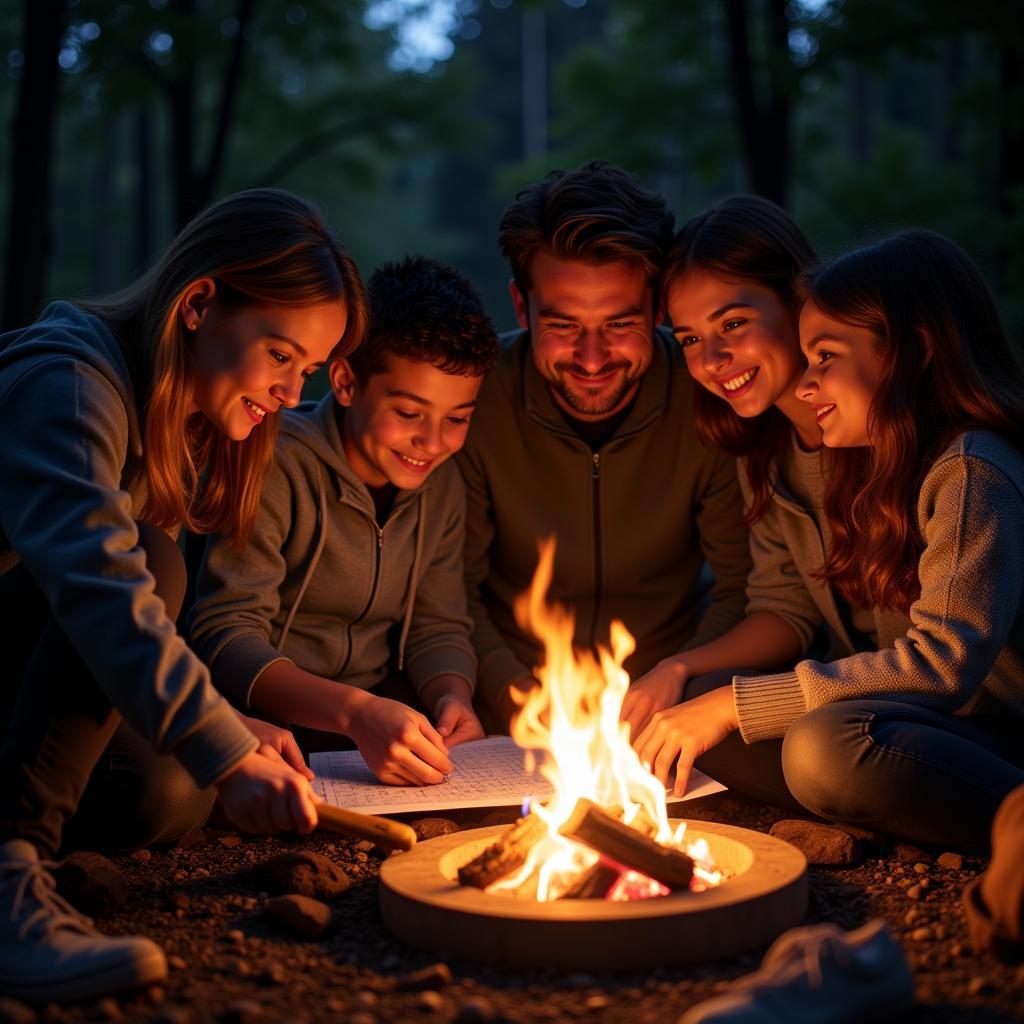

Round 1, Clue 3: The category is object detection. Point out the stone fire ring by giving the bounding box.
[379,819,808,971]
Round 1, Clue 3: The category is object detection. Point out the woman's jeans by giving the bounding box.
[0,523,215,858]
[687,669,1024,850]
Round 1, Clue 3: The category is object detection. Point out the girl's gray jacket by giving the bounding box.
[736,430,1024,742]
[187,393,476,709]
[0,302,258,786]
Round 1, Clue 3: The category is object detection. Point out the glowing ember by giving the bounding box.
[491,540,722,901]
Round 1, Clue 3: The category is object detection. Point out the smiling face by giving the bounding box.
[666,267,806,422]
[187,289,348,442]
[513,250,655,421]
[334,355,482,489]
[797,301,887,447]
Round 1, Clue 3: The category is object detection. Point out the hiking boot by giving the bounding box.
[679,918,915,1023]
[0,838,167,1002]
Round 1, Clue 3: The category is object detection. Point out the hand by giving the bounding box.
[433,694,485,748]
[215,745,320,834]
[633,685,739,798]
[234,709,313,780]
[346,693,453,787]
[620,658,688,741]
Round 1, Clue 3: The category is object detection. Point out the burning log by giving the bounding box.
[458,813,548,890]
[558,861,621,900]
[558,799,694,891]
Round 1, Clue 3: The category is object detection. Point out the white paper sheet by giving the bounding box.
[310,735,725,814]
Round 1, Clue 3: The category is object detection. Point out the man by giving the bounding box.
[458,161,752,733]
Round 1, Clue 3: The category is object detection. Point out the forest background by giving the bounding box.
[2,0,1022,359]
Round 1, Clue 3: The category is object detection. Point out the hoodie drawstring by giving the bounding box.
[396,490,425,671]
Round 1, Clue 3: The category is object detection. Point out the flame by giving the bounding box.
[492,539,720,900]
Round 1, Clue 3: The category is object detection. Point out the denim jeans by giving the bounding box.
[687,668,1024,850]
[0,523,214,857]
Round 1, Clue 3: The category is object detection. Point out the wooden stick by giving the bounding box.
[559,861,621,900]
[458,814,548,889]
[316,805,417,852]
[558,798,693,891]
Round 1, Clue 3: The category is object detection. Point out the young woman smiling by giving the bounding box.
[0,188,367,1002]
[631,228,1024,850]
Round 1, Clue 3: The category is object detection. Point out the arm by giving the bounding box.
[0,357,257,787]
[456,440,536,731]
[734,452,1024,743]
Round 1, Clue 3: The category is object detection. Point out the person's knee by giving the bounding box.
[781,704,859,818]
[135,521,186,619]
[124,757,215,848]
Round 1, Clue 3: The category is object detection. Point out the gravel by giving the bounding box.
[26,791,1023,1023]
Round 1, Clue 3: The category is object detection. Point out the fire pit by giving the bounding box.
[378,541,807,969]
[379,818,807,970]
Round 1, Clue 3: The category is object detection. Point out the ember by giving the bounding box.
[462,540,722,902]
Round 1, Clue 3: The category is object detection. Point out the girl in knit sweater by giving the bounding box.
[627,216,1024,849]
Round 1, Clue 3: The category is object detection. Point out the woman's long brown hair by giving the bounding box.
[79,188,368,547]
[664,195,816,522]
[806,229,1024,612]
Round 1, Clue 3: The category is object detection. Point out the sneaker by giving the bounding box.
[0,838,167,1002]
[679,918,915,1024]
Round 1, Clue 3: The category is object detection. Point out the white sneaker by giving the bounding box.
[0,839,166,1002]
[679,918,915,1024]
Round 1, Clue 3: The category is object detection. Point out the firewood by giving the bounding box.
[558,798,694,891]
[558,861,621,900]
[458,814,549,889]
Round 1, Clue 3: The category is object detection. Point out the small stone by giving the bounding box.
[768,820,861,865]
[395,963,453,992]
[453,996,493,1023]
[96,999,121,1021]
[919,878,930,890]
[907,884,923,900]
[265,894,333,939]
[583,995,609,1011]
[353,993,378,1010]
[130,849,152,863]
[910,926,934,941]
[167,955,188,972]
[259,962,287,986]
[416,991,444,1013]
[903,908,920,927]
[226,930,245,944]
[950,943,964,957]
[895,844,933,864]
[146,988,165,1005]
[218,835,241,848]
[0,998,38,1024]
[51,852,129,915]
[913,862,930,874]
[410,818,460,841]
[967,975,992,996]
[150,1008,192,1024]
[354,840,375,852]
[222,1000,262,1024]
[347,1015,375,1024]
[937,852,964,871]
[248,852,351,899]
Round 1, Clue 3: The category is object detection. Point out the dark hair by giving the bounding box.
[349,255,498,380]
[79,187,367,547]
[807,229,1024,612]
[498,160,675,295]
[664,195,816,522]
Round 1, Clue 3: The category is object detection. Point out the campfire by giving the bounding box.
[458,539,721,902]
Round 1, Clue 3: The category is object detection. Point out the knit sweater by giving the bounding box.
[735,431,1024,742]
[188,393,476,709]
[0,302,257,787]
[458,328,751,726]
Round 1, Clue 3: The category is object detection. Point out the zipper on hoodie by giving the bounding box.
[337,518,384,677]
[589,451,602,648]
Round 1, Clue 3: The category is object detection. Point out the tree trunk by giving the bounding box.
[2,0,67,331]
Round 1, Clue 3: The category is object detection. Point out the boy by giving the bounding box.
[189,256,498,785]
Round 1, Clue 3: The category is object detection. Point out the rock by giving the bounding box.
[265,894,333,939]
[910,926,933,941]
[895,844,933,864]
[258,962,287,986]
[248,852,350,899]
[937,852,964,871]
[0,998,37,1024]
[352,993,378,1010]
[226,929,245,944]
[395,963,453,992]
[832,823,887,852]
[167,955,188,972]
[913,862,930,874]
[903,908,921,927]
[410,818,460,841]
[480,810,520,827]
[150,1008,192,1024]
[768,820,861,865]
[453,997,493,1023]
[907,884,923,900]
[52,852,129,915]
[415,991,444,1013]
[347,1015,375,1024]
[96,999,122,1021]
[967,976,992,996]
[130,849,152,863]
[217,835,241,848]
[584,995,609,1011]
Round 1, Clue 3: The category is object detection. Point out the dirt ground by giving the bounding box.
[11,791,1024,1024]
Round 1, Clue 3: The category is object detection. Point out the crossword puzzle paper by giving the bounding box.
[310,735,725,814]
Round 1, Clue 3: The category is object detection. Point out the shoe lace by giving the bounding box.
[1,857,98,942]
[739,927,852,995]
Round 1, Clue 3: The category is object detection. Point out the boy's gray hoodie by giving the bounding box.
[0,302,258,787]
[188,392,476,709]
